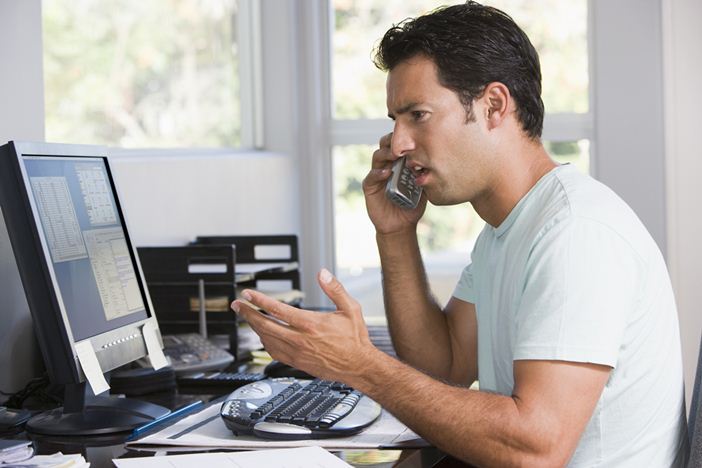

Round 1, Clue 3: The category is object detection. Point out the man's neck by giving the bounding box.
[473,142,557,228]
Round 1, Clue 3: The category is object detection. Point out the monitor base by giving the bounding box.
[25,395,170,436]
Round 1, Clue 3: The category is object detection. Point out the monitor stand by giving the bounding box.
[25,382,170,436]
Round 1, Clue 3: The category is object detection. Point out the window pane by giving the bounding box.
[333,0,439,119]
[333,140,590,318]
[487,0,589,114]
[546,139,590,173]
[332,0,588,119]
[43,0,241,148]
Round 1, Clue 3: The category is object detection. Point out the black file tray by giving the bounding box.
[137,245,238,352]
[192,235,302,304]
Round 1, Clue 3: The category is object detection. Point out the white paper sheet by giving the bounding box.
[127,402,427,450]
[74,340,110,395]
[11,452,89,467]
[113,446,352,468]
[142,321,168,370]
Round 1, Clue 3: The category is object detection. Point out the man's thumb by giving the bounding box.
[318,268,359,313]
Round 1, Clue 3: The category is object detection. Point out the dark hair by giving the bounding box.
[373,1,544,139]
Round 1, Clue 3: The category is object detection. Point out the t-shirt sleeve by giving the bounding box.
[513,217,644,368]
[453,263,476,304]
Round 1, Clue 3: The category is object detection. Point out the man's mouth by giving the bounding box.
[410,163,429,185]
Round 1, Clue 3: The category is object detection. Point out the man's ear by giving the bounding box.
[482,82,511,130]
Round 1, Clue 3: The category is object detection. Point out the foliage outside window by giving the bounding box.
[43,0,241,148]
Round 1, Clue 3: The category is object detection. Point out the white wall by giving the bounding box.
[663,0,702,406]
[109,151,300,246]
[592,0,666,253]
[0,0,44,140]
[0,0,45,393]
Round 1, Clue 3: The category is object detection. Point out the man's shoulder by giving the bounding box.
[535,166,645,237]
[517,166,660,261]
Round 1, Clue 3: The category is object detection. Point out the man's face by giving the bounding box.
[386,55,494,206]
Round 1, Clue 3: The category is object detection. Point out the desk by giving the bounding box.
[6,388,456,468]
[25,432,444,467]
[22,432,449,467]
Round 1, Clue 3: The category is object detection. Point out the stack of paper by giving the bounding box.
[6,452,88,467]
[127,402,426,451]
[0,439,33,464]
[114,446,351,467]
[235,262,300,284]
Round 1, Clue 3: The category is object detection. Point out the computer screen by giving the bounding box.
[23,156,148,340]
[0,141,169,435]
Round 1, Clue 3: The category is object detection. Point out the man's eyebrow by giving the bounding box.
[387,102,419,120]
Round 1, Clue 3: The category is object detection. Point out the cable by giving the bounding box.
[2,374,61,409]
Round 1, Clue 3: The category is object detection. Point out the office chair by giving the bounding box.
[689,333,702,467]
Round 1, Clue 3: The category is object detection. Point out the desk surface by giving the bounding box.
[18,431,448,468]
[4,388,452,468]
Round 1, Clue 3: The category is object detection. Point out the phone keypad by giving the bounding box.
[400,166,420,195]
[386,158,423,209]
[398,165,422,207]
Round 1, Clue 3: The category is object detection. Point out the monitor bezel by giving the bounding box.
[0,141,162,385]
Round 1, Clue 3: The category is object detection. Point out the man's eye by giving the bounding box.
[411,111,427,121]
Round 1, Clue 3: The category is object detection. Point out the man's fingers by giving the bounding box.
[317,268,361,314]
[232,300,294,338]
[363,167,391,190]
[380,132,392,148]
[234,290,316,329]
[370,133,395,170]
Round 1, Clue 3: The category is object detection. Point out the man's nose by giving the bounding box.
[391,123,415,157]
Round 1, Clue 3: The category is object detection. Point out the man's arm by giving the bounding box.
[377,230,477,384]
[357,352,610,467]
[232,278,610,467]
[365,133,476,383]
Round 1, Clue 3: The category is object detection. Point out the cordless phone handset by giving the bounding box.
[385,157,423,209]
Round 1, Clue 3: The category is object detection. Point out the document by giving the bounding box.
[142,321,168,370]
[83,227,143,320]
[113,446,352,468]
[127,402,426,451]
[74,340,110,395]
[30,176,87,263]
[9,452,89,467]
[0,439,33,464]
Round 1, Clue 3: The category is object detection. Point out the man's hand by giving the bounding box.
[231,268,379,383]
[363,133,427,235]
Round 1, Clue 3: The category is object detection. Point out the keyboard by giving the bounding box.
[220,377,381,440]
[368,324,396,357]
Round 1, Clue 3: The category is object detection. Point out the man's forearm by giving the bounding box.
[377,230,453,378]
[352,350,566,467]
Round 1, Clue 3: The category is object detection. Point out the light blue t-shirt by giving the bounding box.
[453,164,687,467]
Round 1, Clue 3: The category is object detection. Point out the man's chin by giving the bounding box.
[425,191,463,206]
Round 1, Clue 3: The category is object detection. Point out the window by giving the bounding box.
[331,0,591,317]
[42,0,244,148]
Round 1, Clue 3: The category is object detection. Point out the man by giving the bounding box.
[232,3,688,466]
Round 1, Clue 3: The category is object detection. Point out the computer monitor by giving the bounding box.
[0,141,169,435]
